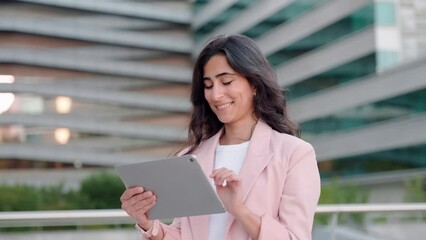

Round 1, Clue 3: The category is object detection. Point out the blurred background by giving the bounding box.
[0,0,425,239]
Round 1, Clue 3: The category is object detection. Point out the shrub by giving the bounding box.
[39,184,92,210]
[0,184,42,211]
[0,170,125,212]
[315,178,369,226]
[404,174,426,202]
[80,171,125,209]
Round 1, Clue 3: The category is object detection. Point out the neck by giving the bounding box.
[220,117,258,145]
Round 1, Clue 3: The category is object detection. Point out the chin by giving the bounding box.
[219,118,235,125]
[216,116,231,124]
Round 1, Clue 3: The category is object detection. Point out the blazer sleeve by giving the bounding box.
[257,142,321,240]
[161,218,182,240]
[136,218,182,240]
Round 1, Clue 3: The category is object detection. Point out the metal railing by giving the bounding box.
[0,209,133,228]
[1,203,426,239]
[315,203,426,240]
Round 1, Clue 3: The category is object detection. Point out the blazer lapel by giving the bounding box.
[188,122,273,239]
[224,121,273,236]
[239,121,273,201]
[188,129,223,240]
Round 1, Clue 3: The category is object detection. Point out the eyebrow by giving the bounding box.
[203,72,236,81]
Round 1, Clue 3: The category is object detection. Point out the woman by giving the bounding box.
[120,34,321,240]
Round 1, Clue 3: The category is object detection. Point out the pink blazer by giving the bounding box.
[143,121,321,240]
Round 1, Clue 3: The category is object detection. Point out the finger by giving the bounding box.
[210,167,232,178]
[132,196,157,214]
[125,191,155,207]
[221,176,241,187]
[122,191,153,210]
[222,176,240,187]
[125,200,156,222]
[224,176,240,182]
[214,169,234,181]
[214,171,236,186]
[120,187,144,201]
[122,194,156,214]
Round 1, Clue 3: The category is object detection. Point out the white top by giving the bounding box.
[208,141,249,240]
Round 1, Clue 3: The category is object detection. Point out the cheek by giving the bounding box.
[204,90,209,101]
[204,91,214,106]
[241,92,254,108]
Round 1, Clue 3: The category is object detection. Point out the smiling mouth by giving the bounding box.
[216,102,232,110]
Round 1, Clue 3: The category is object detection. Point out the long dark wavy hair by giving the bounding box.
[183,34,300,154]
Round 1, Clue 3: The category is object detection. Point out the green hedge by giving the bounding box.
[404,174,426,202]
[315,178,369,226]
[315,175,426,226]
[0,171,125,211]
[80,171,125,209]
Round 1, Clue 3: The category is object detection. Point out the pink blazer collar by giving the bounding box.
[189,121,274,239]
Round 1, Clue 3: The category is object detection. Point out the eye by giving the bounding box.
[204,84,213,89]
[223,80,233,86]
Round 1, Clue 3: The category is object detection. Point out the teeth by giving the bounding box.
[217,103,231,110]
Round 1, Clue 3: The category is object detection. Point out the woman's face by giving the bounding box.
[203,54,255,126]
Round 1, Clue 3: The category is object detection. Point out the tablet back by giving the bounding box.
[115,155,225,220]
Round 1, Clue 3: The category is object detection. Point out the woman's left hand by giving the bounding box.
[210,168,244,216]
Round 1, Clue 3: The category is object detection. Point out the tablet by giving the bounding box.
[115,155,225,220]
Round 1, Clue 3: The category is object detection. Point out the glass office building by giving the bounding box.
[0,0,425,181]
[0,0,194,172]
[195,0,426,178]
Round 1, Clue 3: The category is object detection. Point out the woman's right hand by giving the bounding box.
[120,187,157,230]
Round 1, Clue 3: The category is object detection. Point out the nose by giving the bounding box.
[211,85,224,101]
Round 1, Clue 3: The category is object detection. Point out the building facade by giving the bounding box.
[193,0,426,178]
